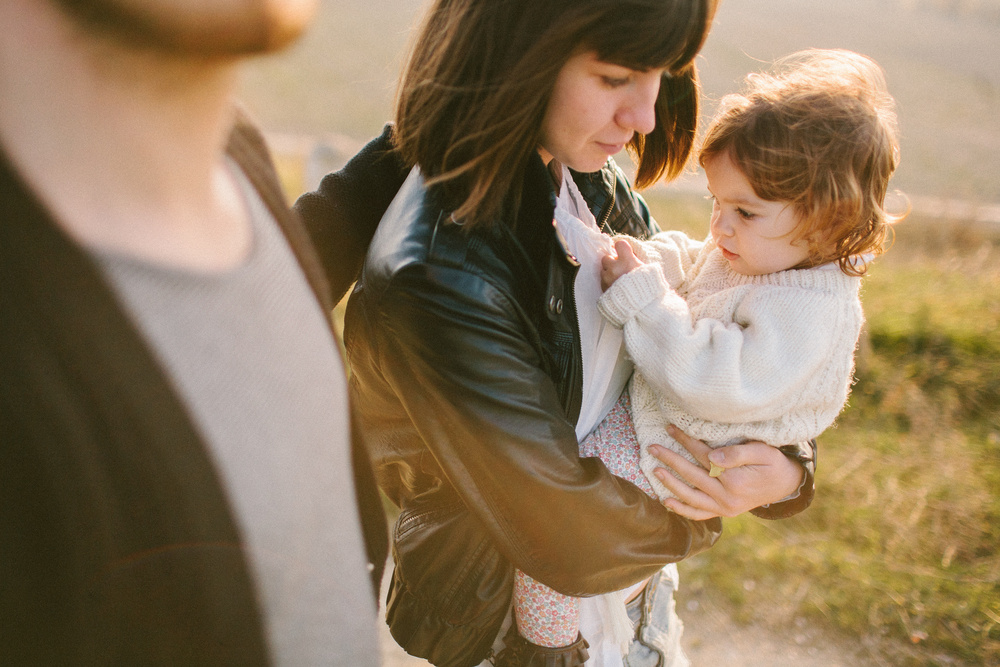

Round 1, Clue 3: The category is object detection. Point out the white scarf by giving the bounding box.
[552,163,636,664]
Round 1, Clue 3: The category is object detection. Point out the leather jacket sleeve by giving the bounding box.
[348,252,722,596]
[294,124,406,304]
[751,440,816,519]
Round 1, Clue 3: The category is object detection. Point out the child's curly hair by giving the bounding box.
[699,49,906,276]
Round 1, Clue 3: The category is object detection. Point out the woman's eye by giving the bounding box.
[601,76,630,88]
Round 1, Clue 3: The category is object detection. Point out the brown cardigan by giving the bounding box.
[0,112,386,665]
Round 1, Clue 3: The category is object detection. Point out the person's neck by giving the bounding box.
[0,0,252,272]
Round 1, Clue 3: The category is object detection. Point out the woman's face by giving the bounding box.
[538,50,665,173]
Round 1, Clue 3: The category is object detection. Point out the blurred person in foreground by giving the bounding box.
[0,0,386,664]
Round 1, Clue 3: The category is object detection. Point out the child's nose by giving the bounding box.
[711,211,733,238]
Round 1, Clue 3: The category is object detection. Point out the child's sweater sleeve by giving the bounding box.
[599,262,853,425]
[618,231,706,292]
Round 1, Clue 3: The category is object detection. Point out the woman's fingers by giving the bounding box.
[664,424,712,469]
[647,445,726,518]
[653,468,721,514]
[661,497,718,521]
[650,427,807,519]
[711,442,805,502]
[647,445,711,488]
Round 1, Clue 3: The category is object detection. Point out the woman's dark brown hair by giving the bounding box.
[394,0,718,228]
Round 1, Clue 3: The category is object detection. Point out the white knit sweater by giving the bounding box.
[598,231,864,499]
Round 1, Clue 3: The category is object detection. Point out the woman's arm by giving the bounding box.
[293,124,407,303]
[648,428,816,520]
[350,260,721,596]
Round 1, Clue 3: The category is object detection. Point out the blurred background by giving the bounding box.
[239,1,1000,665]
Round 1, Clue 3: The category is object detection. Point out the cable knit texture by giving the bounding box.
[598,233,864,499]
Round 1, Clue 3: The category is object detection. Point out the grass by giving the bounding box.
[644,193,1000,666]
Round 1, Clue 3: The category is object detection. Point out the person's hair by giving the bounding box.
[394,0,718,228]
[699,49,905,277]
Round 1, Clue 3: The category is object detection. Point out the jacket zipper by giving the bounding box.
[597,177,616,233]
[566,263,584,424]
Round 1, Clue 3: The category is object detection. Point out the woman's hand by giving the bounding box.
[647,425,805,520]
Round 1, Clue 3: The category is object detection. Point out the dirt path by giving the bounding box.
[376,570,877,667]
[669,587,876,667]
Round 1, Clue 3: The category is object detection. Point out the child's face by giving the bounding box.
[705,152,812,276]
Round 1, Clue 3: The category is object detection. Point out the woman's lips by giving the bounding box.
[596,141,627,155]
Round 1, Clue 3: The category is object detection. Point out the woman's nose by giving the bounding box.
[617,73,660,136]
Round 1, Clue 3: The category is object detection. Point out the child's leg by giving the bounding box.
[508,390,653,662]
[513,570,580,647]
[508,391,645,652]
[580,388,691,665]
[581,387,657,497]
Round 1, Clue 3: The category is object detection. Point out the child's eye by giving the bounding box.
[736,207,756,220]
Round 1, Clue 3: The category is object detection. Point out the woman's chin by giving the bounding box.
[564,155,614,174]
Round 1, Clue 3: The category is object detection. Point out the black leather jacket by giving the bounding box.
[296,127,816,667]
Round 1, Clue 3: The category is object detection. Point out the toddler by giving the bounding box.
[511,48,905,663]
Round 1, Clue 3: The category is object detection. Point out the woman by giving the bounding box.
[296,1,815,665]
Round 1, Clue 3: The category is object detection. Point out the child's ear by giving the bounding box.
[803,225,830,252]
[808,234,827,260]
[805,233,821,253]
[793,229,822,265]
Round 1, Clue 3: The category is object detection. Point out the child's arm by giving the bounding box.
[602,231,706,293]
[600,266,860,425]
[601,239,644,291]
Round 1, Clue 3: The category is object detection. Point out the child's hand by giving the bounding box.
[601,239,643,291]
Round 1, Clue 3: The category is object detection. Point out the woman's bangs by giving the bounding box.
[591,2,709,73]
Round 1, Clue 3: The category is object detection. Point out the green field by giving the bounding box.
[246,1,1000,664]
